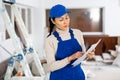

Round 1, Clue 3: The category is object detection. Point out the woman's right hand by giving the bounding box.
[68,51,84,62]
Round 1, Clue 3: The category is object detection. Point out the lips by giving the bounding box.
[64,25,68,28]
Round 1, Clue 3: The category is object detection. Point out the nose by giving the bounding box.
[63,19,68,25]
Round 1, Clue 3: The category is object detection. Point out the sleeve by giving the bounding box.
[74,29,86,52]
[45,37,70,72]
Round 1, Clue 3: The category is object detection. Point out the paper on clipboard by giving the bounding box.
[72,39,101,67]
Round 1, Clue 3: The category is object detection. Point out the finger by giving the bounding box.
[91,52,95,55]
[92,49,95,52]
[85,57,89,60]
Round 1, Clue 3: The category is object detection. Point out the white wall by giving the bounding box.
[16,0,40,7]
[104,0,120,36]
[45,0,120,36]
[17,0,46,57]
[31,0,46,58]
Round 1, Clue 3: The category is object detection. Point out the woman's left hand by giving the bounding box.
[86,49,95,60]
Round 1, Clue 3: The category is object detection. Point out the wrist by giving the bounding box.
[68,56,72,62]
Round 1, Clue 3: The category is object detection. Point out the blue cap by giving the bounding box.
[50,4,68,18]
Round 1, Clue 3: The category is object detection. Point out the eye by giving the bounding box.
[59,18,63,21]
[59,19,64,21]
[66,17,69,20]
[66,16,70,20]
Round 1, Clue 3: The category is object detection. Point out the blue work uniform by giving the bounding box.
[50,28,85,80]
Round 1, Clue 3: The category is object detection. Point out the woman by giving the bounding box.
[45,4,95,80]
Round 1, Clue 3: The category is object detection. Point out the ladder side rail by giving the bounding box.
[12,4,45,76]
[0,0,33,78]
[4,57,15,80]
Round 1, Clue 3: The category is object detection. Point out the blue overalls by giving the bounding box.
[50,29,85,80]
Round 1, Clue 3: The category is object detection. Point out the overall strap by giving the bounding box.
[53,28,75,42]
[53,31,62,42]
[69,28,75,39]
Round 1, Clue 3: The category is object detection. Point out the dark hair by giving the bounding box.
[47,17,55,37]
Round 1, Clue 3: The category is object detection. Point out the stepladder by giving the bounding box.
[0,0,46,80]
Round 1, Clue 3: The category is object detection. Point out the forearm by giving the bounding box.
[47,57,69,72]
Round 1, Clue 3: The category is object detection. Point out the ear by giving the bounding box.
[51,19,55,24]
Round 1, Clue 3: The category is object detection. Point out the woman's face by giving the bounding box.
[52,13,70,31]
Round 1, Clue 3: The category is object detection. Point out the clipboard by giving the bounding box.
[72,39,101,67]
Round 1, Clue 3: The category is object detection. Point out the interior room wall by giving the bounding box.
[16,0,40,8]
[1,0,120,58]
[31,0,46,58]
[45,0,120,36]
[104,0,120,36]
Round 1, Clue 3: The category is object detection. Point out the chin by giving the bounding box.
[63,28,68,31]
[64,27,69,30]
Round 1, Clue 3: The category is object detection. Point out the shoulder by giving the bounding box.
[45,34,57,44]
[71,28,83,36]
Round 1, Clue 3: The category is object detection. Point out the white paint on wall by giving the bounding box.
[16,0,40,7]
[30,0,46,57]
[104,0,120,36]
